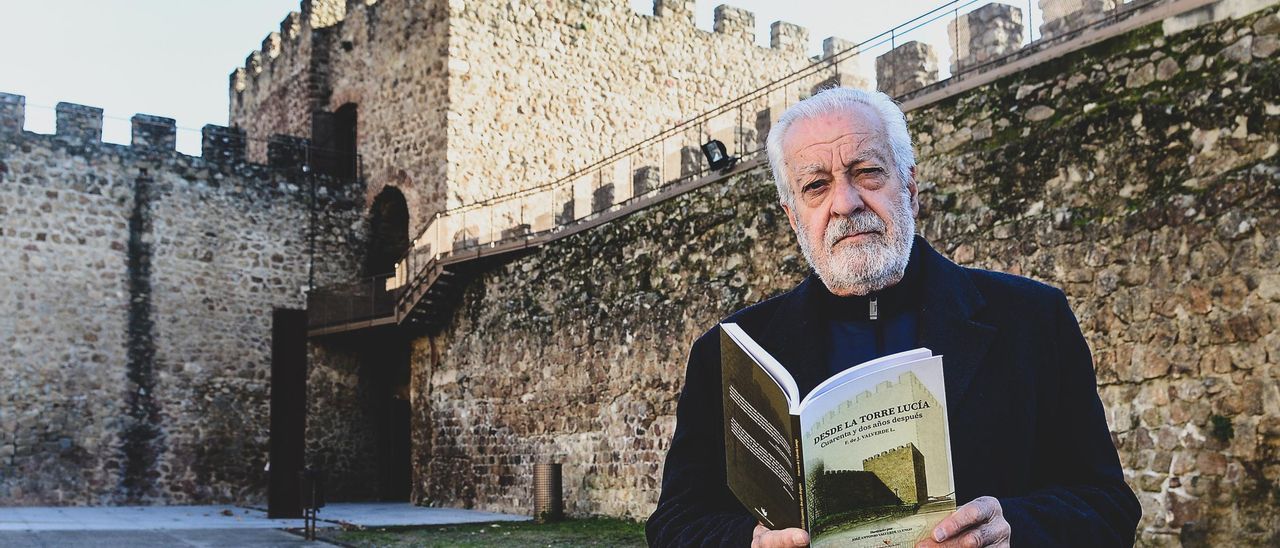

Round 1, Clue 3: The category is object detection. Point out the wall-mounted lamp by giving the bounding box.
[701,139,738,172]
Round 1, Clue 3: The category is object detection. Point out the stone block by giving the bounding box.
[592,183,615,213]
[303,0,346,28]
[261,31,282,60]
[754,108,773,150]
[768,20,808,54]
[770,21,808,53]
[556,199,575,226]
[230,68,248,94]
[823,37,857,59]
[679,145,702,179]
[280,11,302,41]
[55,102,103,143]
[130,114,176,151]
[245,50,263,76]
[948,3,1025,73]
[1038,0,1116,40]
[654,0,695,25]
[875,41,939,98]
[633,166,660,197]
[267,134,311,170]
[713,5,754,42]
[815,38,870,92]
[0,92,24,134]
[201,124,246,162]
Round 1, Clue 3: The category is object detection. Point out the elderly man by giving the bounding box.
[645,88,1140,547]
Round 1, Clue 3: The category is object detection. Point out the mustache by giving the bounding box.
[824,212,887,248]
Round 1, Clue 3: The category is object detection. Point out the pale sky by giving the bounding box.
[0,0,1042,156]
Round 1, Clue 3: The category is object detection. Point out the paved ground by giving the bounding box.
[0,502,530,547]
[0,528,323,547]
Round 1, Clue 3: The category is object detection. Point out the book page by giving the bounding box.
[797,355,956,547]
[798,348,933,413]
[719,326,803,529]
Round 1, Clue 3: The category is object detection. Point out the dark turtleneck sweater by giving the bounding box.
[817,241,924,377]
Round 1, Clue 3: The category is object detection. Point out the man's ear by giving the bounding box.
[908,165,920,217]
[781,202,798,233]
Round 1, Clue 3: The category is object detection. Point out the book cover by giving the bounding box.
[720,327,804,529]
[719,323,956,547]
[799,358,956,546]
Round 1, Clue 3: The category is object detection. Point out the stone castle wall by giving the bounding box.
[408,6,1279,546]
[321,0,451,235]
[230,10,321,164]
[0,110,364,505]
[0,131,133,505]
[229,0,867,236]
[444,0,834,208]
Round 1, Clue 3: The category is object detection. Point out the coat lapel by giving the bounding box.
[915,241,996,409]
[751,239,997,407]
[758,275,830,398]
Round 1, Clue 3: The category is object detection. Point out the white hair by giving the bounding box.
[765,87,916,207]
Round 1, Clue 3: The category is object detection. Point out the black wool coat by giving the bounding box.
[646,237,1141,547]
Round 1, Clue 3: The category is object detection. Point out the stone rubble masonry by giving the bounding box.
[267,134,312,171]
[201,125,247,163]
[54,102,103,144]
[439,0,824,225]
[228,0,852,240]
[229,5,319,165]
[948,3,1025,73]
[0,102,365,505]
[712,4,753,42]
[812,37,871,94]
[0,92,24,134]
[770,21,809,53]
[654,0,695,24]
[1039,0,1117,40]
[130,115,177,151]
[875,41,940,98]
[409,5,1280,546]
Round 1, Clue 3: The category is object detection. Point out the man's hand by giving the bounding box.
[915,496,1011,548]
[751,522,809,548]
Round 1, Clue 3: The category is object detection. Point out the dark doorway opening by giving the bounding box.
[312,103,358,180]
[268,309,307,518]
[366,332,412,501]
[365,186,410,277]
[364,186,412,501]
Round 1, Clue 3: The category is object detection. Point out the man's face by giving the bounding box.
[779,104,919,297]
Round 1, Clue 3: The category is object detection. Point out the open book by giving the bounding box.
[720,323,956,547]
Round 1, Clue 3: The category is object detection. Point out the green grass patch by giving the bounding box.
[321,517,647,547]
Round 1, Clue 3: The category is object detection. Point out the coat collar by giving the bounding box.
[758,236,996,408]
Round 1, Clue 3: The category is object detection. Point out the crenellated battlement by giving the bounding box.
[0,92,26,134]
[228,0,833,101]
[230,10,307,97]
[304,0,347,28]
[0,91,334,179]
[55,102,103,143]
[712,5,753,41]
[226,0,847,227]
[864,443,922,465]
[225,0,1143,234]
[228,0,369,99]
[770,20,809,53]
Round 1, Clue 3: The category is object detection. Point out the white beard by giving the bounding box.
[794,191,916,296]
